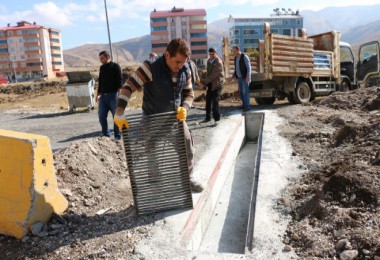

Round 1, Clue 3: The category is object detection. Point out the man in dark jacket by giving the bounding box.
[97,50,122,139]
[232,45,251,111]
[201,47,225,123]
[113,38,203,192]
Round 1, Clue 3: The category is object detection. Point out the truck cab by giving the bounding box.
[357,41,380,87]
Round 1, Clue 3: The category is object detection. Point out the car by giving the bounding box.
[0,76,8,85]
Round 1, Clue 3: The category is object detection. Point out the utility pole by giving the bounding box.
[103,0,114,61]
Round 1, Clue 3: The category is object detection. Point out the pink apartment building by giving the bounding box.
[0,21,64,81]
[150,7,208,64]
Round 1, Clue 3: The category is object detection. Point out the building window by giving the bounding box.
[24,38,39,43]
[25,46,40,51]
[52,54,61,58]
[191,41,207,46]
[17,30,22,36]
[51,38,60,43]
[152,43,168,48]
[51,46,61,50]
[22,30,38,35]
[53,61,62,65]
[191,49,207,55]
[283,20,289,25]
[151,26,167,32]
[18,39,23,43]
[0,40,6,45]
[0,32,4,37]
[234,29,239,35]
[244,39,259,44]
[233,39,240,44]
[189,15,206,21]
[271,29,279,34]
[151,17,167,23]
[50,30,59,35]
[7,31,13,36]
[282,29,291,36]
[243,29,259,35]
[0,48,7,53]
[21,55,25,60]
[190,32,207,38]
[296,19,301,25]
[21,62,26,68]
[181,17,187,22]
[27,62,43,67]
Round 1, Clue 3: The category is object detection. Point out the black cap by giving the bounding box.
[208,47,216,53]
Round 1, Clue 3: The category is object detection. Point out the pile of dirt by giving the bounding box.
[315,86,380,111]
[278,87,380,259]
[0,137,154,259]
[0,80,66,104]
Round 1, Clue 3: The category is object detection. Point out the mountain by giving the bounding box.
[64,4,380,67]
[301,4,380,35]
[341,19,380,46]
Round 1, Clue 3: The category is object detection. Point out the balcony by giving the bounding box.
[189,29,207,34]
[25,50,41,55]
[189,20,207,25]
[24,41,40,47]
[23,33,39,38]
[151,31,168,37]
[150,22,168,27]
[189,37,207,42]
[190,45,207,51]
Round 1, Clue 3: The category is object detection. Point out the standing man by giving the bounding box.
[232,45,251,111]
[113,38,203,193]
[200,47,225,123]
[97,50,122,140]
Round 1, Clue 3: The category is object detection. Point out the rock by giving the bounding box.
[292,233,301,241]
[90,182,101,189]
[53,213,68,225]
[362,249,370,255]
[50,224,65,230]
[61,188,73,197]
[283,245,292,252]
[87,143,98,155]
[334,229,347,238]
[335,239,348,251]
[344,241,352,250]
[329,248,336,256]
[374,256,380,260]
[30,222,44,236]
[21,236,30,243]
[283,237,290,244]
[339,250,358,260]
[137,227,147,234]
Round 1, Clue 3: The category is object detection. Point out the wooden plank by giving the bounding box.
[272,56,313,63]
[271,34,313,43]
[272,50,313,58]
[272,38,313,48]
[272,61,313,68]
[272,66,313,74]
[272,44,313,53]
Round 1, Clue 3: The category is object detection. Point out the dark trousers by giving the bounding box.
[205,84,222,121]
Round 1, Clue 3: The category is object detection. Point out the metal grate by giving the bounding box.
[122,112,193,215]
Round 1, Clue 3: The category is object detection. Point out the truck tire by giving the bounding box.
[294,82,311,104]
[255,97,275,106]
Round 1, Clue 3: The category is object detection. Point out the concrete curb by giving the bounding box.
[181,115,245,250]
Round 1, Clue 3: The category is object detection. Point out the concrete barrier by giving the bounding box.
[0,130,68,239]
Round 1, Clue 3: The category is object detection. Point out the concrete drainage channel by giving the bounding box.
[134,111,301,259]
[186,112,264,256]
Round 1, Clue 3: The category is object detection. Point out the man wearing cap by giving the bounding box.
[200,47,225,124]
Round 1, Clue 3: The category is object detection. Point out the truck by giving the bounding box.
[223,23,380,105]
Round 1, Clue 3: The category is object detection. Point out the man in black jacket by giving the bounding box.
[97,50,122,139]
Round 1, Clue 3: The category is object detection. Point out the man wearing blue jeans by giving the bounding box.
[232,45,251,111]
[96,50,122,139]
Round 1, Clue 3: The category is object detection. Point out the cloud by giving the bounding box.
[33,1,72,26]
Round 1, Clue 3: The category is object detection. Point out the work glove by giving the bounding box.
[114,114,129,132]
[176,107,187,122]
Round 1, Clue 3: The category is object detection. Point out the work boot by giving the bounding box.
[190,180,204,193]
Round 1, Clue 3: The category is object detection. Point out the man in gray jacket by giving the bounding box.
[200,47,225,123]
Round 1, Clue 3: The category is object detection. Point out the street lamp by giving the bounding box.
[103,0,114,61]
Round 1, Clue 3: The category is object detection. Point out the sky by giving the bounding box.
[1,0,380,50]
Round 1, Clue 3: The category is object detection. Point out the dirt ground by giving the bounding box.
[1,78,379,259]
[278,87,380,259]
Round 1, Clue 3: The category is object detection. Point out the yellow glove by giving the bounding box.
[114,114,129,132]
[176,107,187,122]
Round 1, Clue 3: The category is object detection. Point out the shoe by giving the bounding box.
[190,180,204,193]
[238,105,244,109]
[200,118,211,123]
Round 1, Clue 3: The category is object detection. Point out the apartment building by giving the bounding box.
[0,21,64,81]
[150,7,208,63]
[229,8,303,52]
